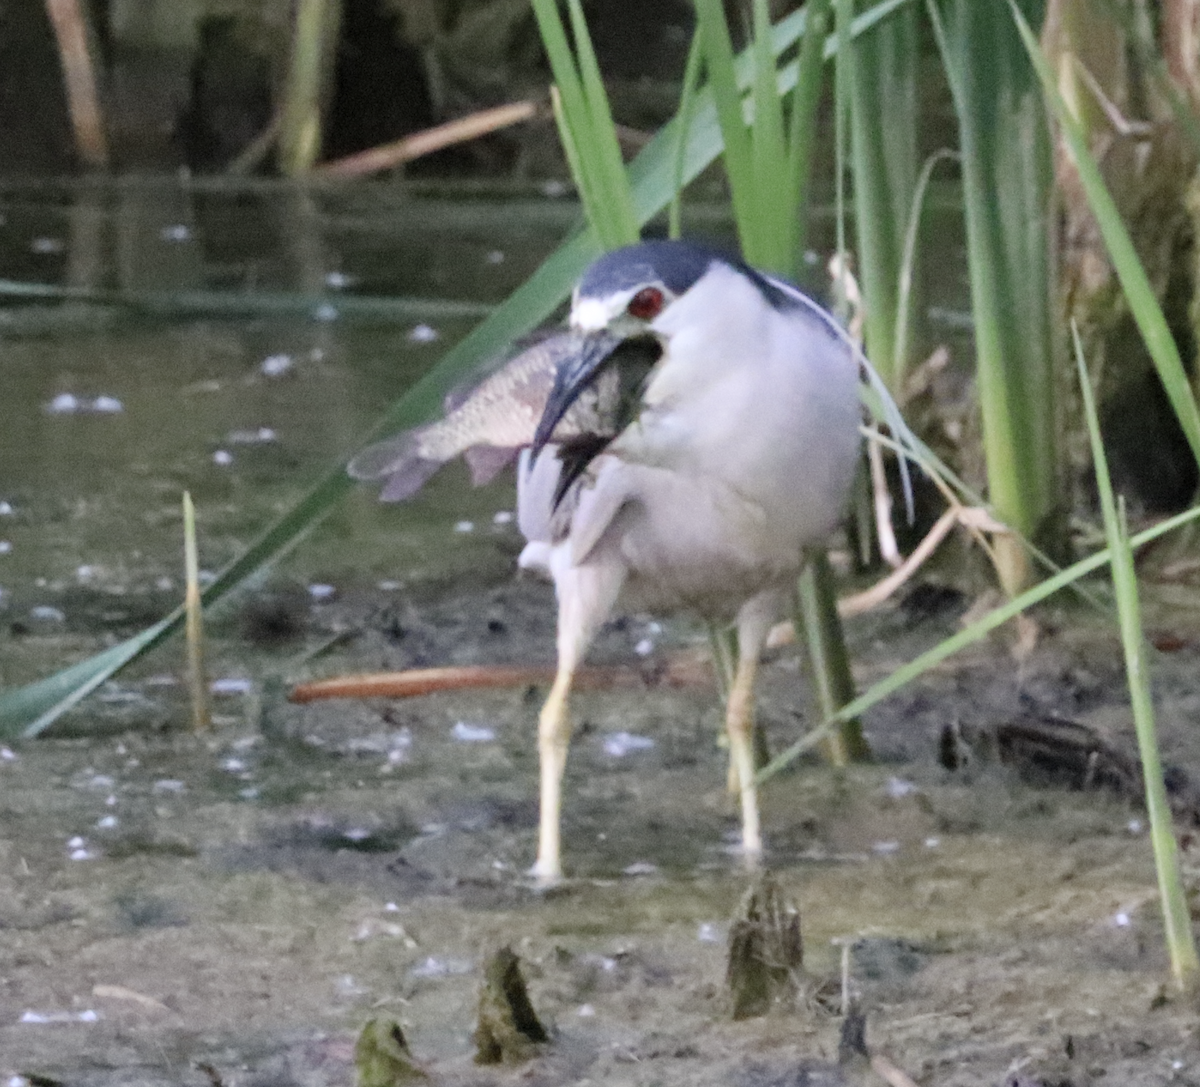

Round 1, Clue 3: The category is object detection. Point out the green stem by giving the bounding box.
[278,0,341,175]
[795,553,868,766]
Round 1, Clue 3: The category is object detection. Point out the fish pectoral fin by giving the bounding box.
[464,444,517,487]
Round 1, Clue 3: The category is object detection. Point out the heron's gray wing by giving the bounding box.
[516,447,567,545]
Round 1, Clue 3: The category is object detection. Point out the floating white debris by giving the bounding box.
[408,323,439,343]
[540,179,569,198]
[308,583,336,601]
[377,579,401,591]
[453,520,474,533]
[871,840,901,855]
[623,860,658,876]
[81,773,114,789]
[1114,911,1132,928]
[697,922,723,944]
[452,721,495,744]
[633,638,654,657]
[353,918,412,942]
[153,779,185,793]
[346,729,412,761]
[221,758,246,773]
[19,1009,98,1024]
[325,270,355,289]
[886,777,917,799]
[0,501,12,515]
[160,223,191,242]
[602,732,655,758]
[30,236,65,255]
[46,393,124,415]
[67,836,86,849]
[198,570,216,586]
[260,353,295,377]
[0,747,16,761]
[343,827,373,842]
[577,1004,596,1017]
[485,250,505,265]
[29,605,66,623]
[96,815,118,829]
[226,426,277,444]
[143,673,178,687]
[312,302,339,322]
[212,449,233,466]
[409,956,472,978]
[1127,818,1144,835]
[492,510,514,525]
[211,677,252,696]
[238,787,260,800]
[923,837,941,850]
[0,541,10,554]
[46,393,82,414]
[384,901,399,912]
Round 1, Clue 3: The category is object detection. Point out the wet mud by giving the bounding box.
[4,569,1200,1086]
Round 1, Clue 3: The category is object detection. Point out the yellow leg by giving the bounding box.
[531,550,625,884]
[532,666,574,885]
[726,650,763,861]
[724,592,778,862]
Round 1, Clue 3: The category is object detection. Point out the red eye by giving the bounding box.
[627,286,665,320]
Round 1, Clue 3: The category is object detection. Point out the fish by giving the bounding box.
[348,330,659,502]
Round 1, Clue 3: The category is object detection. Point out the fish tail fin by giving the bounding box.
[347,428,442,502]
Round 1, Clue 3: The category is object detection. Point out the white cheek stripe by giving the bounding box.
[570,298,612,331]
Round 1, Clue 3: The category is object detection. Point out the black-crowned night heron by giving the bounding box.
[351,240,864,885]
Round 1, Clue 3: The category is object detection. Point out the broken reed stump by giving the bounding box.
[355,1017,428,1086]
[726,872,804,1019]
[473,947,549,1064]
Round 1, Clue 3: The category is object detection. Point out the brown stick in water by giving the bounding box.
[289,653,713,703]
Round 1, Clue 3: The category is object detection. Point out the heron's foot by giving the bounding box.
[738,839,765,869]
[528,858,564,888]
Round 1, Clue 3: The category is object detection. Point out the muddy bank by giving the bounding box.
[3,569,1200,1085]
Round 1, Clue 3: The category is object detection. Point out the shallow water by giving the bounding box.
[0,178,580,685]
[3,179,1200,1086]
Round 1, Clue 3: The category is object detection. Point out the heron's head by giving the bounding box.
[533,241,739,456]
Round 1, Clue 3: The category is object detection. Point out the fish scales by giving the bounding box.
[414,334,616,461]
